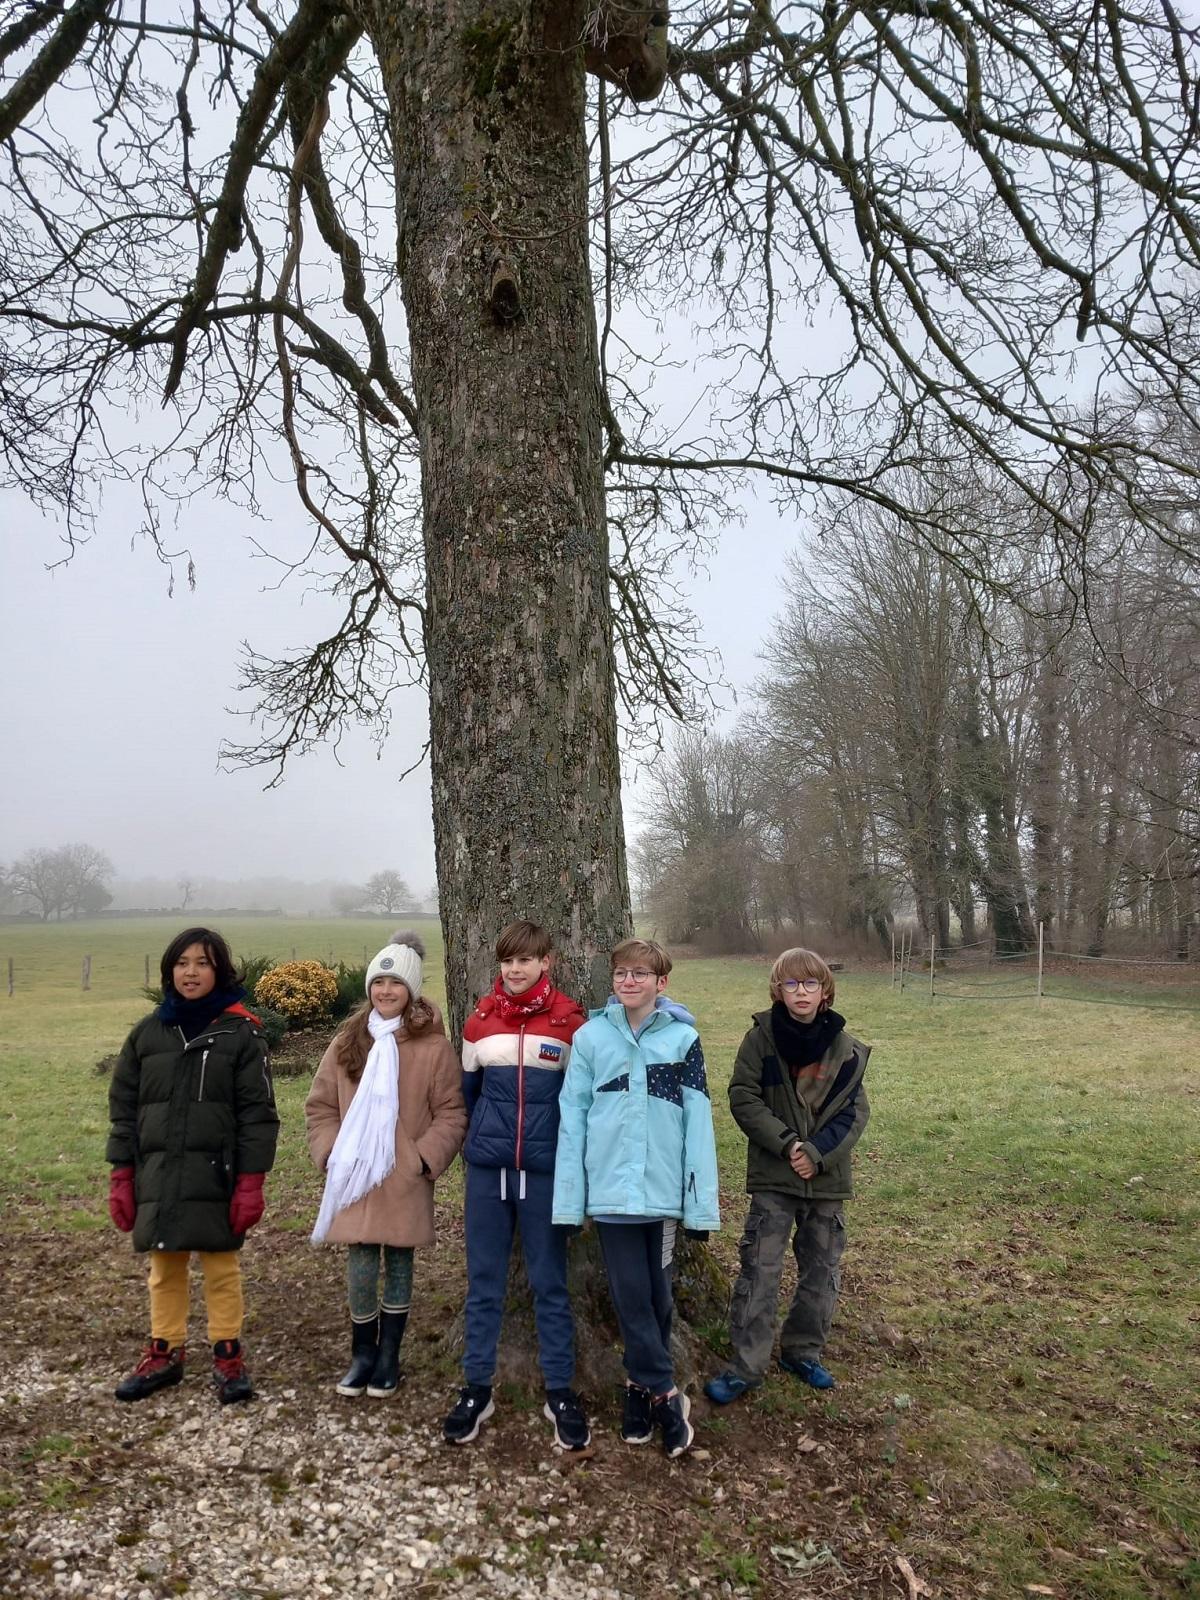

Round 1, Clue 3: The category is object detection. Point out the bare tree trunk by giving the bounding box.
[1028,653,1061,946]
[361,1,631,1031]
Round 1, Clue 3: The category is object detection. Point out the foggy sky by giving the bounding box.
[1,481,799,897]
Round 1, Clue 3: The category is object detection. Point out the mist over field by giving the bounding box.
[0,486,783,897]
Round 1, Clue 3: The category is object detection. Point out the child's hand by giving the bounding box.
[108,1166,135,1232]
[229,1172,266,1234]
[788,1145,816,1180]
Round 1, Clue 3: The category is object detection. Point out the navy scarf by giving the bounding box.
[157,985,247,1041]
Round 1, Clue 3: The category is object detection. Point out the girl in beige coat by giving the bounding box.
[305,932,466,1397]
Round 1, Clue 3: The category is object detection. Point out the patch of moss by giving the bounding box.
[462,14,519,100]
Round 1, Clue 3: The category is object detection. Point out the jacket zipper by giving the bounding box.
[198,1048,210,1101]
[514,1023,526,1172]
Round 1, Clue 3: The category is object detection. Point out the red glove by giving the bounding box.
[108,1166,135,1233]
[229,1171,266,1235]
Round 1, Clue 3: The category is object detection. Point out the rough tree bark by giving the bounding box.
[354,2,649,1029]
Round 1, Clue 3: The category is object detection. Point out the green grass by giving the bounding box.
[2,919,1199,1597]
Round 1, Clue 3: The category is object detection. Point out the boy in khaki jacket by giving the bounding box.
[705,948,869,1403]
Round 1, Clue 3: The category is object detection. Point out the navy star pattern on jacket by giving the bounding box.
[645,1039,710,1107]
[598,1072,629,1094]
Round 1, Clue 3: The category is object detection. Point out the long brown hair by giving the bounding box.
[335,993,438,1081]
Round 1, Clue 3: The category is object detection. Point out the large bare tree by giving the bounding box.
[4,1,1200,1019]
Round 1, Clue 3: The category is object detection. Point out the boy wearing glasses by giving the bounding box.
[553,938,720,1458]
[705,948,870,1404]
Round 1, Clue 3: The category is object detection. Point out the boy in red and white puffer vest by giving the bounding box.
[441,920,588,1452]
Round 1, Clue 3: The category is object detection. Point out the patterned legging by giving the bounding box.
[347,1242,414,1322]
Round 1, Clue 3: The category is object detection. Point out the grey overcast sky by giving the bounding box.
[1,479,801,893]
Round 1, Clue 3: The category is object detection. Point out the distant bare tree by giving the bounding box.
[8,848,68,921]
[634,730,765,951]
[8,843,113,920]
[329,882,367,916]
[363,871,414,917]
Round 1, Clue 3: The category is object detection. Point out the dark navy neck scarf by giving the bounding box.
[157,985,246,1041]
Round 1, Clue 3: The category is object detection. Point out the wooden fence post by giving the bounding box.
[1037,921,1044,1001]
[82,955,92,992]
[144,954,150,988]
[7,957,12,997]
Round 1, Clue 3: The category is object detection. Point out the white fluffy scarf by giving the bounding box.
[311,1010,402,1243]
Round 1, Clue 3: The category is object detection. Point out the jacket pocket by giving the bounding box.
[213,1142,235,1197]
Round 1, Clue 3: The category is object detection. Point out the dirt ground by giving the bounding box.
[0,1219,964,1600]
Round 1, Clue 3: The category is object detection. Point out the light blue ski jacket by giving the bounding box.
[551,1000,720,1231]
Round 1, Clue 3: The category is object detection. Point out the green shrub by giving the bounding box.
[252,1005,289,1049]
[238,952,277,996]
[330,961,368,1018]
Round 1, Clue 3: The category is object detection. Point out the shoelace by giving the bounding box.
[135,1346,176,1374]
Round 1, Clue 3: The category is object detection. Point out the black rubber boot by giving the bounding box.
[367,1309,408,1398]
[336,1316,379,1398]
[115,1339,185,1403]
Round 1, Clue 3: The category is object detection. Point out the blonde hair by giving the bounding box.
[611,938,672,978]
[769,947,835,1009]
[335,993,437,1080]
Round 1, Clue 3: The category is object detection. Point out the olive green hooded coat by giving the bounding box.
[728,1009,870,1201]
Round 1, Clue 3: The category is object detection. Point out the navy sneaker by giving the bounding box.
[780,1354,836,1389]
[621,1383,653,1445]
[650,1390,694,1458]
[543,1388,590,1451]
[442,1384,495,1444]
[703,1370,759,1405]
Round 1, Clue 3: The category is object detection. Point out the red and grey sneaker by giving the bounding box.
[211,1339,254,1405]
[115,1339,186,1403]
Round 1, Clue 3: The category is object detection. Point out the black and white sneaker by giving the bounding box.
[543,1388,590,1450]
[651,1390,694,1459]
[620,1382,654,1445]
[442,1384,495,1444]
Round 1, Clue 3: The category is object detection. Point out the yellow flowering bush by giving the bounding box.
[254,960,339,1027]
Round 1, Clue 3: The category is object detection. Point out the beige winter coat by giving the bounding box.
[304,1007,466,1247]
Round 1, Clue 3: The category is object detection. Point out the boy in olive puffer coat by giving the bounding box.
[705,948,869,1404]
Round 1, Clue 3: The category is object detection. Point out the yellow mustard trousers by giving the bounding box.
[147,1250,243,1345]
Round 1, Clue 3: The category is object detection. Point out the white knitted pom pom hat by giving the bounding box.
[364,930,425,1000]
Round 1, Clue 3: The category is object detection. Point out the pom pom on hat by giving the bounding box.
[365,929,425,1000]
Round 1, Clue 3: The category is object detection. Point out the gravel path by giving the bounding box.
[0,1353,682,1600]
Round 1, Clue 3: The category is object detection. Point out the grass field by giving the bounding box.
[1,917,1198,1598]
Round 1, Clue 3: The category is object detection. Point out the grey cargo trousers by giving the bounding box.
[727,1192,846,1380]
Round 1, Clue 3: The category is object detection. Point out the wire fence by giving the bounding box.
[2,945,379,998]
[891,925,1200,1013]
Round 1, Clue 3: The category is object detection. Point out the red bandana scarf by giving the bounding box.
[491,972,553,1023]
